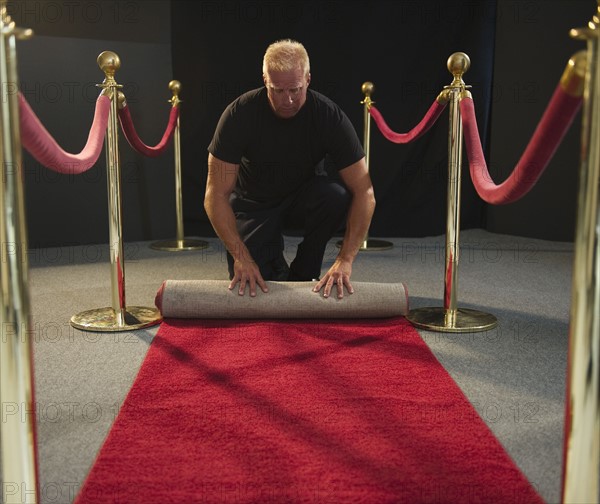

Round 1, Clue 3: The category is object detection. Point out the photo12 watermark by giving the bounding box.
[6,1,140,25]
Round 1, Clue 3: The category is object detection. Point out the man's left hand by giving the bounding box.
[313,259,353,299]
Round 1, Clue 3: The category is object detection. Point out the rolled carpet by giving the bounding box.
[155,280,409,319]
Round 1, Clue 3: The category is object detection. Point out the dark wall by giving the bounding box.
[11,0,175,248]
[487,0,591,242]
[12,0,594,246]
[172,0,497,239]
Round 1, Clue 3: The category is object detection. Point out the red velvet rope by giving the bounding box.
[461,86,582,205]
[118,104,179,158]
[369,100,448,143]
[19,92,110,174]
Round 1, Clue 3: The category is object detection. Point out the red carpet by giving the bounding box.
[76,317,544,504]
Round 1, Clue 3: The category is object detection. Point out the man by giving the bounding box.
[205,39,375,298]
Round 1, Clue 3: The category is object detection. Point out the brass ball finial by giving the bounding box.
[97,51,121,80]
[169,80,181,97]
[447,52,470,79]
[361,81,374,97]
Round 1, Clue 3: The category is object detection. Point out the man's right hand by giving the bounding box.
[229,258,269,297]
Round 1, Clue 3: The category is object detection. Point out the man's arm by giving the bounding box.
[313,156,375,298]
[204,153,268,296]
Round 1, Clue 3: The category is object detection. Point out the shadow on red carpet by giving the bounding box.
[75,317,544,504]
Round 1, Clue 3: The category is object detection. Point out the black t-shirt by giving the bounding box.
[208,88,364,204]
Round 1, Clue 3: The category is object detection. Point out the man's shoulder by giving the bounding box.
[307,89,349,124]
[307,89,340,110]
[227,88,265,113]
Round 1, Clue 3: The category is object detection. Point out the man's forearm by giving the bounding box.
[204,195,251,262]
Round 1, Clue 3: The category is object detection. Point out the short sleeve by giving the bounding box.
[207,98,251,164]
[326,109,365,171]
[310,91,364,171]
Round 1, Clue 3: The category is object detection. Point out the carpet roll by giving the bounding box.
[155,280,409,319]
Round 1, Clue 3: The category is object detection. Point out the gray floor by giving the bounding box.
[18,229,580,503]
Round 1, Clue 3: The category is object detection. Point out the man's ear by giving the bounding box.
[306,73,311,87]
[263,74,267,85]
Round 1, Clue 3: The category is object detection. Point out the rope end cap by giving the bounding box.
[560,50,587,97]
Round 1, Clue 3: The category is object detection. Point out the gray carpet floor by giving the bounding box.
[16,229,585,503]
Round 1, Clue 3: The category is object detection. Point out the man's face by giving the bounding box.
[264,67,310,119]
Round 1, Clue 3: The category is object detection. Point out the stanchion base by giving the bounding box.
[150,238,209,251]
[407,307,497,333]
[70,306,162,332]
[336,239,394,251]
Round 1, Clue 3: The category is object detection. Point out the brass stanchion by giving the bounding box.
[562,4,600,502]
[0,2,39,503]
[151,80,208,251]
[406,53,497,333]
[70,51,162,332]
[337,82,393,251]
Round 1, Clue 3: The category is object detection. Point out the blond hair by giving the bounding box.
[262,39,310,77]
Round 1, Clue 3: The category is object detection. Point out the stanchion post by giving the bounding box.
[0,2,39,503]
[70,51,162,332]
[104,52,126,325]
[406,53,497,333]
[172,81,185,243]
[337,82,393,251]
[561,5,600,502]
[444,58,465,318]
[150,80,208,251]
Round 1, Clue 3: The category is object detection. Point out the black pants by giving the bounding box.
[227,177,350,281]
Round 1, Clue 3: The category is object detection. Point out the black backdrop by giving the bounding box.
[487,0,590,241]
[13,0,175,248]
[172,0,497,238]
[11,0,594,247]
